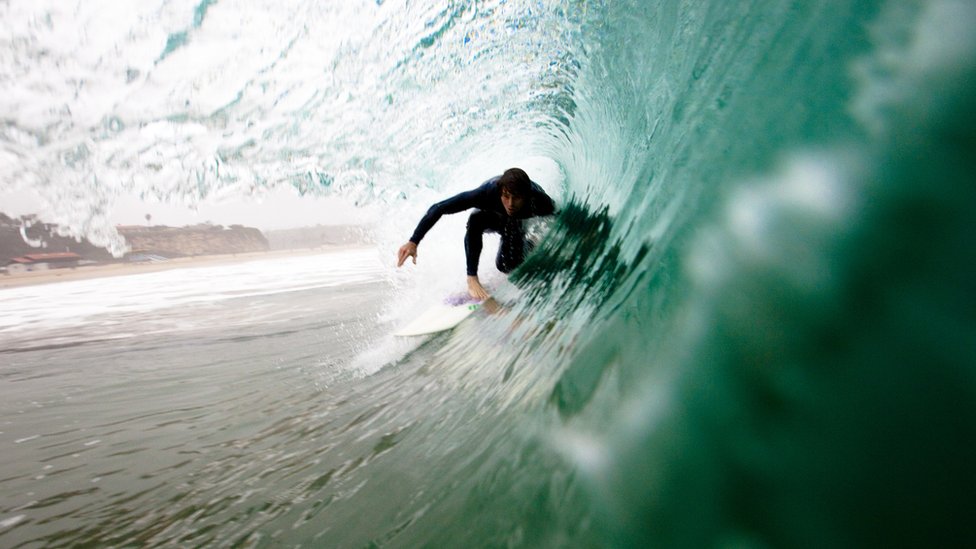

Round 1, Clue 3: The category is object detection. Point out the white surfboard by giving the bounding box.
[393,296,482,337]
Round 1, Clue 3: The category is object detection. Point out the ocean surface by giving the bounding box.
[2,0,975,547]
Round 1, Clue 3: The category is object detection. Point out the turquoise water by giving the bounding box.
[3,0,976,546]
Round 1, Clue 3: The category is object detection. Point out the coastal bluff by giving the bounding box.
[1,213,269,265]
[1,213,370,271]
[118,224,269,257]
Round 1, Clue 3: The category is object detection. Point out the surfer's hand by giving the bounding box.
[467,276,490,301]
[397,242,417,267]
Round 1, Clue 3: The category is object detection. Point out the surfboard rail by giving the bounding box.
[393,296,482,337]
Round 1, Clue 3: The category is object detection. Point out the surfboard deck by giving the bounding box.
[393,295,482,336]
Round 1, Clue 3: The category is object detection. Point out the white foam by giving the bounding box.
[690,150,859,297]
[851,0,976,135]
[552,430,609,475]
[0,515,26,530]
[0,1,575,255]
[0,249,383,342]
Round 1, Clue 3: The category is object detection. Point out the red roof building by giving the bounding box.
[6,252,82,273]
[12,252,82,263]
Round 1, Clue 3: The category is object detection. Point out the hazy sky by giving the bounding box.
[0,186,377,230]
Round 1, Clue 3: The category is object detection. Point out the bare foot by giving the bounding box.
[466,275,490,301]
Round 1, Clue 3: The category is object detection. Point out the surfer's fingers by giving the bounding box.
[396,244,416,267]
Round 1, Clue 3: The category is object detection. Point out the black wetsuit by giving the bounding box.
[409,176,556,276]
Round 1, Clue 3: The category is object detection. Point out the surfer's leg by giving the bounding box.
[465,210,501,276]
[496,217,526,274]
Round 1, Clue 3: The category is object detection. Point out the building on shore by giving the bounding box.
[4,252,82,274]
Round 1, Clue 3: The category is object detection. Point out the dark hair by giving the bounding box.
[497,168,531,197]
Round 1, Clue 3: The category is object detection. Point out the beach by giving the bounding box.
[0,245,374,290]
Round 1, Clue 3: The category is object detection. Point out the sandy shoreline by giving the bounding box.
[0,245,376,290]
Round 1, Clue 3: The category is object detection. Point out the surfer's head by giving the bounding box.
[498,168,530,216]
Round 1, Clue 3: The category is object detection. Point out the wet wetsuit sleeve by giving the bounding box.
[409,187,486,244]
[531,183,556,216]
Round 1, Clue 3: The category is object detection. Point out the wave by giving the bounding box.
[2,0,975,546]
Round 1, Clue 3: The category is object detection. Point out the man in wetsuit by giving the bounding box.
[396,167,556,300]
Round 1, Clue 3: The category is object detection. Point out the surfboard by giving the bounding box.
[393,295,482,336]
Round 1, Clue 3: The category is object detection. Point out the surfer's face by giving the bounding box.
[501,188,525,216]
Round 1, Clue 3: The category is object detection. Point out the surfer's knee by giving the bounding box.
[496,253,519,274]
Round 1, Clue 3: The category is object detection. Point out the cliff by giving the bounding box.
[0,213,116,263]
[1,211,381,267]
[1,213,270,264]
[117,224,269,257]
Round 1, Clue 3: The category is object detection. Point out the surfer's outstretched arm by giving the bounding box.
[396,185,487,268]
[409,188,484,245]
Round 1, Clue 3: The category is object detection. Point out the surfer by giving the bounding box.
[396,167,556,300]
